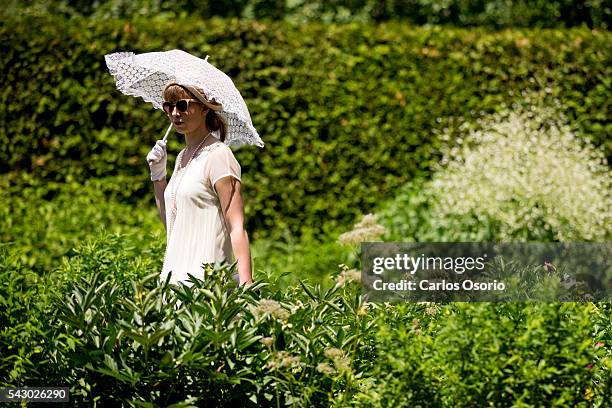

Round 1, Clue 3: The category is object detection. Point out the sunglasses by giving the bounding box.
[162,99,202,114]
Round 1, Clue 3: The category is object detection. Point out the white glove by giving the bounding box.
[146,140,167,181]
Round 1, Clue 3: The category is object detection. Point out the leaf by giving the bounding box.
[299,280,317,301]
[325,300,344,314]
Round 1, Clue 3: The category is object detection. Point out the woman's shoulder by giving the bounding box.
[199,141,238,168]
[208,141,238,157]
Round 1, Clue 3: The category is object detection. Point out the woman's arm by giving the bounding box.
[152,179,167,231]
[215,176,253,285]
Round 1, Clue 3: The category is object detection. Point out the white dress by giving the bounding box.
[160,137,242,286]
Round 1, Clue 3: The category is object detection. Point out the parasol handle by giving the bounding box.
[162,123,173,143]
[147,124,173,166]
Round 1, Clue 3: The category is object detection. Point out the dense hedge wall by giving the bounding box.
[7,0,612,29]
[1,15,610,240]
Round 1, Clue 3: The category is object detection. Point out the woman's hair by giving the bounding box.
[163,84,227,142]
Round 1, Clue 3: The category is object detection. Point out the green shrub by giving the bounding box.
[44,259,373,406]
[0,229,374,406]
[0,175,162,273]
[0,230,165,387]
[6,0,611,29]
[1,15,610,240]
[378,94,612,242]
[0,246,52,385]
[2,232,611,406]
[355,302,612,407]
[251,228,350,288]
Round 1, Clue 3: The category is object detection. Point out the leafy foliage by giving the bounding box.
[355,302,612,407]
[377,96,612,242]
[6,246,373,406]
[0,176,163,273]
[1,15,610,240]
[5,0,611,28]
[2,242,610,406]
[1,12,610,407]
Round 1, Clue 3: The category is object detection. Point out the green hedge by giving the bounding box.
[0,176,163,273]
[2,15,610,240]
[356,302,612,407]
[6,0,612,29]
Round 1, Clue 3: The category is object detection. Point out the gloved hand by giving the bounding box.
[146,140,167,181]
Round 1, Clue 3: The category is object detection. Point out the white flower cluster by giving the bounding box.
[336,268,361,286]
[338,213,388,245]
[316,362,336,375]
[260,336,274,347]
[250,299,290,321]
[323,347,352,374]
[430,97,611,241]
[266,351,301,370]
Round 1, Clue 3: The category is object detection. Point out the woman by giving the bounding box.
[146,82,253,286]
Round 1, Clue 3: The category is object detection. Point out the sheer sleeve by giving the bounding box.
[206,145,241,195]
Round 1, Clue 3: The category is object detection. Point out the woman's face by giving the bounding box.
[165,99,208,134]
[163,87,208,134]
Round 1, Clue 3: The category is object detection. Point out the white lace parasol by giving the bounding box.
[104,49,264,148]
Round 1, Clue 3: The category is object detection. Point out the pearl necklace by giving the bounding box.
[168,131,213,235]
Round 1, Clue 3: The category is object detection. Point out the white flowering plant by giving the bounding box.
[337,213,388,272]
[380,93,611,242]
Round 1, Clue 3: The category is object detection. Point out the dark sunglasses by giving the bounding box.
[162,99,202,114]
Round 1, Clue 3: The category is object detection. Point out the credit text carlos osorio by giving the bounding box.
[372,279,505,291]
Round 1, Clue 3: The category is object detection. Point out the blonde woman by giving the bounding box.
[146,82,253,286]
